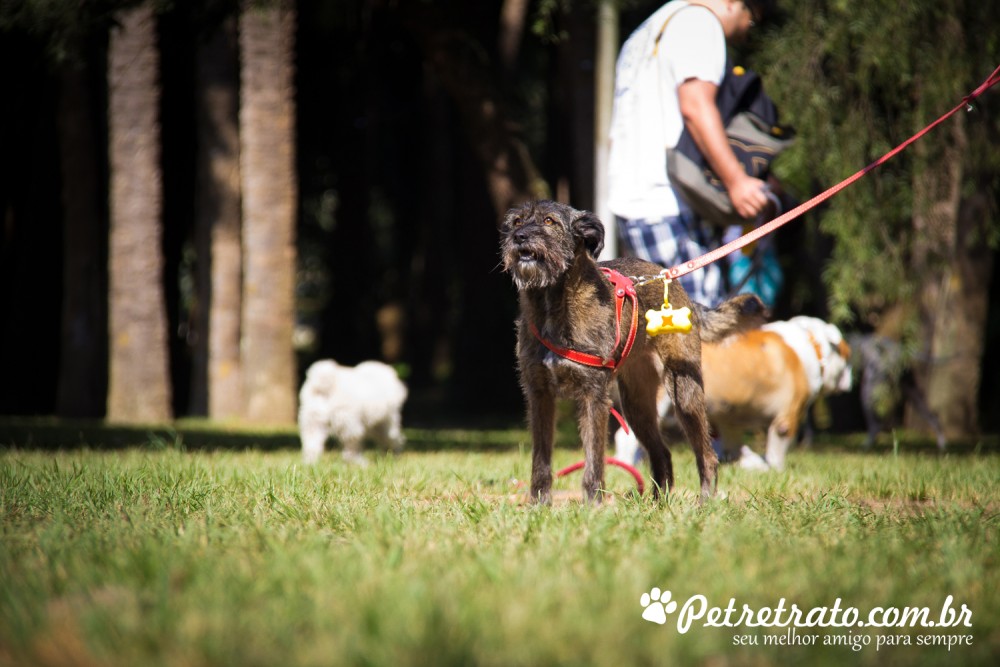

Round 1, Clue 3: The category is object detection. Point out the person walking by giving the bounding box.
[608,0,775,306]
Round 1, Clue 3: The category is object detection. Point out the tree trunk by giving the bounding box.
[593,0,617,257]
[546,6,596,209]
[914,190,993,438]
[403,6,548,412]
[106,3,173,423]
[406,7,549,219]
[910,112,985,437]
[193,17,244,420]
[498,0,529,76]
[407,79,457,390]
[56,55,107,418]
[239,0,298,424]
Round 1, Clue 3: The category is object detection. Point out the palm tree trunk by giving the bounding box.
[239,0,298,424]
[193,16,244,420]
[106,3,173,423]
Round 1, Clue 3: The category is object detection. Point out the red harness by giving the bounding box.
[528,268,639,371]
[527,268,639,434]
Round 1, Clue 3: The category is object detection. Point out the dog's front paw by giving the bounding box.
[529,485,553,506]
[738,446,770,472]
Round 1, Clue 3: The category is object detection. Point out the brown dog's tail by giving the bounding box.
[694,293,769,343]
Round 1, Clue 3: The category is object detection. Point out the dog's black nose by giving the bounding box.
[513,229,528,243]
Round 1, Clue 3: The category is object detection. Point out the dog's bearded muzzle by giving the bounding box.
[502,227,571,290]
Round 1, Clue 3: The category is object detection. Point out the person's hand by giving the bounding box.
[727,174,771,220]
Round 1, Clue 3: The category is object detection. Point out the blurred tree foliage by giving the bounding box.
[750,0,1000,434]
[753,0,999,325]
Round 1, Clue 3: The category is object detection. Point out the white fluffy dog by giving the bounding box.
[298,359,407,465]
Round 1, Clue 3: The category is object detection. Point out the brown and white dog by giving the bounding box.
[615,316,852,471]
[705,316,852,470]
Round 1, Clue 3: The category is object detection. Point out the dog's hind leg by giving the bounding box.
[376,414,406,455]
[902,380,948,451]
[859,370,882,449]
[667,369,718,499]
[764,419,795,471]
[618,366,673,498]
[341,437,369,467]
[527,387,558,504]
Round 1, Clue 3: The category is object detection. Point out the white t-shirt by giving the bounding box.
[608,1,727,220]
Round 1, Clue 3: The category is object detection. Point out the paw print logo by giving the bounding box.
[640,587,677,625]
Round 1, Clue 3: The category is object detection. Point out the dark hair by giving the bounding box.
[745,0,776,22]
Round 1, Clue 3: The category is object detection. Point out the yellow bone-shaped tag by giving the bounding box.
[645,305,692,335]
[644,278,693,336]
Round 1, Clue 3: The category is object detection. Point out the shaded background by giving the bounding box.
[2,0,998,433]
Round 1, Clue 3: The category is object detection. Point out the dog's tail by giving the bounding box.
[694,293,769,343]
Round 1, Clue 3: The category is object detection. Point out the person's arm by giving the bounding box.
[677,77,769,220]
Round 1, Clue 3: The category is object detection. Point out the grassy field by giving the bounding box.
[1,430,998,666]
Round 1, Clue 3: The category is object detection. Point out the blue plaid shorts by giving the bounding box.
[617,213,724,307]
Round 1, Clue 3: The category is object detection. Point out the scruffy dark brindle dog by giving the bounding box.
[501,200,767,503]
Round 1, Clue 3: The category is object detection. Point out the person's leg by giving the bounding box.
[617,214,723,306]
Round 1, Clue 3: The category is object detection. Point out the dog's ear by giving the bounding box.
[572,211,605,258]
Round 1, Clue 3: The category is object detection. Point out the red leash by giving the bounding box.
[556,457,646,495]
[664,64,1000,282]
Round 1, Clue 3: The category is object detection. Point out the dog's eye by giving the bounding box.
[512,217,523,227]
[543,216,555,226]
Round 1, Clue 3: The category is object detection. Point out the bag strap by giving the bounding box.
[651,1,692,57]
[652,2,713,152]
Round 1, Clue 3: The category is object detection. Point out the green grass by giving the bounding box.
[1,437,998,666]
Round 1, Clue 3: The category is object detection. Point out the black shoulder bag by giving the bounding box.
[666,63,795,227]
